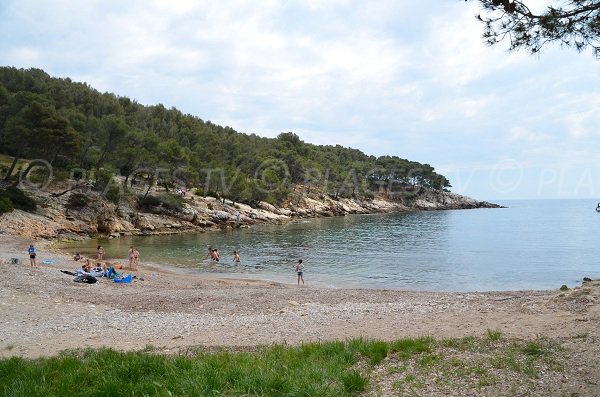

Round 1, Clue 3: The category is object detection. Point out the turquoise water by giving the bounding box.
[59,199,600,291]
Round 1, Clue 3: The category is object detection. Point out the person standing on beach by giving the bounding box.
[28,244,37,267]
[233,251,241,265]
[235,210,240,224]
[295,259,304,285]
[133,247,140,270]
[128,246,135,269]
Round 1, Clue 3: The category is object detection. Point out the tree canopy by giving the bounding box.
[0,67,451,204]
[470,0,600,57]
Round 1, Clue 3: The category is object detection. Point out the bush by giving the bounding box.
[0,187,37,212]
[138,195,161,208]
[105,185,121,205]
[193,188,205,196]
[138,193,184,212]
[93,169,115,192]
[67,193,90,208]
[157,193,184,212]
[0,196,13,215]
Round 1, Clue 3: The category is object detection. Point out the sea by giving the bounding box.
[57,199,600,292]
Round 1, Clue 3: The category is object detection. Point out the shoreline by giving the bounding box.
[47,232,586,294]
[2,234,600,395]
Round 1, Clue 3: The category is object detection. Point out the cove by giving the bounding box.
[57,199,600,292]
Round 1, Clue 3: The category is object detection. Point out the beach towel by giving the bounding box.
[114,274,132,283]
[73,275,97,284]
[41,259,56,265]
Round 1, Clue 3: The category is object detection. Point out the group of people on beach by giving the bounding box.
[76,258,120,280]
[27,242,305,285]
[73,245,140,272]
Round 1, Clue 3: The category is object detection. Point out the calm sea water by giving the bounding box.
[58,199,600,292]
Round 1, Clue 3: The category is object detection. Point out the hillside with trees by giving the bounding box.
[0,67,451,206]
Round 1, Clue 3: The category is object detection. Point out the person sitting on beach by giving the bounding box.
[73,252,82,261]
[78,260,117,278]
[78,260,94,276]
[233,251,241,264]
[101,263,119,278]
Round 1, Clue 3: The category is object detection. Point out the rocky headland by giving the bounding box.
[0,182,502,240]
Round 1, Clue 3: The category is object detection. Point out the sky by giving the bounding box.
[1,0,599,201]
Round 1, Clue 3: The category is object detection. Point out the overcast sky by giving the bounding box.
[1,0,599,200]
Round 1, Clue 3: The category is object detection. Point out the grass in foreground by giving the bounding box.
[0,334,565,397]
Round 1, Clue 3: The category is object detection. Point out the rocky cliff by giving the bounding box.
[0,185,502,240]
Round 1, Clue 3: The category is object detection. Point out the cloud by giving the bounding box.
[1,0,600,199]
[509,126,551,144]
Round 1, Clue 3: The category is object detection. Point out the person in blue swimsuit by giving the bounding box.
[28,244,37,267]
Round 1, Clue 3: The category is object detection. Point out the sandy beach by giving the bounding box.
[1,234,599,395]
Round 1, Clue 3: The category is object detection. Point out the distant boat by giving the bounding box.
[597,203,600,212]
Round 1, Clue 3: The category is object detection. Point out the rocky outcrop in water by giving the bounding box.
[0,185,502,240]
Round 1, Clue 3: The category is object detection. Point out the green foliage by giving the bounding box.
[341,370,368,394]
[138,193,184,212]
[105,185,121,205]
[92,168,115,192]
[0,196,13,215]
[0,341,370,397]
[0,67,452,203]
[138,194,161,208]
[472,0,600,56]
[486,329,502,342]
[66,192,90,208]
[0,187,37,212]
[0,335,567,397]
[350,338,390,365]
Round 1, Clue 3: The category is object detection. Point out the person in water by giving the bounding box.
[233,251,241,264]
[295,259,304,285]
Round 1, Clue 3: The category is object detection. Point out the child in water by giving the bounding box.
[295,259,304,285]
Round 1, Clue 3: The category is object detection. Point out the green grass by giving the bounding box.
[0,341,376,397]
[389,336,565,396]
[486,328,503,342]
[0,336,567,397]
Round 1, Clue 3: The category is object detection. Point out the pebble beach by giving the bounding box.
[1,234,599,395]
